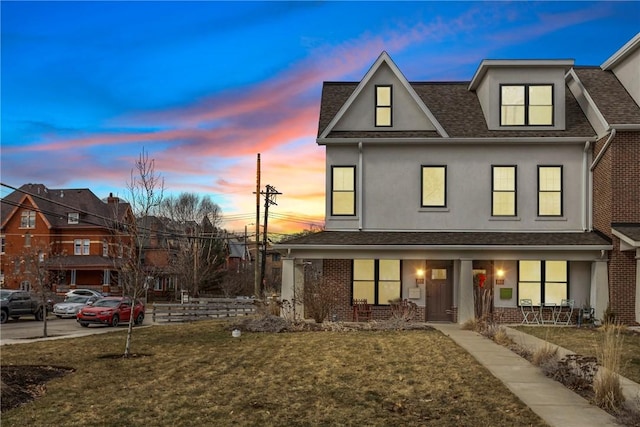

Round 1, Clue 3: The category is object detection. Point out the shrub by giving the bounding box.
[593,323,625,411]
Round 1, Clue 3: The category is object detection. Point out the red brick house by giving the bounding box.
[1,183,134,295]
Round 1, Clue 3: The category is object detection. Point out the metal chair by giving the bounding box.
[555,299,575,325]
[520,299,540,324]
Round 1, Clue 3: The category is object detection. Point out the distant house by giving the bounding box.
[1,184,134,295]
[137,215,180,299]
[277,34,639,325]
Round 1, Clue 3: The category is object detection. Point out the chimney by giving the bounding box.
[107,192,120,204]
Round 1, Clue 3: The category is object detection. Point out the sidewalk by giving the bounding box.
[430,323,626,427]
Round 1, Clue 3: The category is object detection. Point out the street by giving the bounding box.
[0,314,153,345]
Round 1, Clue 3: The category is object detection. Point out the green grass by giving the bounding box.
[1,321,548,426]
[514,326,640,384]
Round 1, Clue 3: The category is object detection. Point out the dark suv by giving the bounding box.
[0,290,46,324]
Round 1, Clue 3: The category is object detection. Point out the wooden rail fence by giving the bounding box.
[152,298,256,323]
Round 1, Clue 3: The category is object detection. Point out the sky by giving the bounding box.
[1,1,638,237]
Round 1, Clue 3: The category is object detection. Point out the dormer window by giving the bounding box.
[375,85,392,127]
[501,84,553,126]
[68,212,80,224]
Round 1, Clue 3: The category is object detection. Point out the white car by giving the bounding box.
[54,295,99,318]
[65,289,103,299]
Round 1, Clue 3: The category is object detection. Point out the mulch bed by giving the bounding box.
[1,365,74,413]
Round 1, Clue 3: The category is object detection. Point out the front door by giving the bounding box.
[426,262,453,321]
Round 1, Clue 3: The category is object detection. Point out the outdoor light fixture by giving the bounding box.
[416,268,425,285]
[496,269,504,278]
[495,268,505,285]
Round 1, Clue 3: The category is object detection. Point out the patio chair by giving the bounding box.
[555,299,575,325]
[520,299,540,325]
[352,299,372,322]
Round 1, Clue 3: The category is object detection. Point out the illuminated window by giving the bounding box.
[20,210,36,228]
[375,85,392,127]
[352,259,401,305]
[518,260,567,305]
[331,166,355,216]
[501,84,553,126]
[421,166,446,207]
[492,166,516,216]
[538,166,562,216]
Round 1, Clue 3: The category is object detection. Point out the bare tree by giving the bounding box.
[115,149,164,357]
[159,193,225,297]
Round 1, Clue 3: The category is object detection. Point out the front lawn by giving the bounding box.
[514,326,640,383]
[1,321,548,426]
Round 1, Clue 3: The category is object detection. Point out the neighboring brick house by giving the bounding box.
[137,216,180,299]
[1,184,133,295]
[278,34,639,325]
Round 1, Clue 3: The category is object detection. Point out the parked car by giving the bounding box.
[76,297,145,327]
[65,289,103,299]
[0,290,46,324]
[53,295,99,319]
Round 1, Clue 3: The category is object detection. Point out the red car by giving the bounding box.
[77,297,145,327]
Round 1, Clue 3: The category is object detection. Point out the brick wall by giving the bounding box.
[612,131,640,223]
[609,238,638,324]
[592,134,613,236]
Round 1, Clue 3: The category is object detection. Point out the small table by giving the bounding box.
[539,303,559,324]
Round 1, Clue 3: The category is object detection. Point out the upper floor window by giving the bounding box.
[68,212,79,224]
[375,85,392,127]
[103,240,109,257]
[538,166,562,216]
[20,210,36,228]
[74,239,90,255]
[421,166,446,207]
[24,232,31,247]
[492,166,516,216]
[501,84,553,126]
[331,166,356,216]
[352,259,401,305]
[518,260,567,306]
[1,236,5,254]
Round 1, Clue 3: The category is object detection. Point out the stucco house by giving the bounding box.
[277,34,640,325]
[1,184,133,295]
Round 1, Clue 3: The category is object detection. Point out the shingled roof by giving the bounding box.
[1,183,130,229]
[318,81,596,139]
[279,231,611,248]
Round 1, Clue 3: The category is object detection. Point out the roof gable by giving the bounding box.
[318,52,448,139]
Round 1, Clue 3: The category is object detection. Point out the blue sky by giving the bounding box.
[1,1,638,234]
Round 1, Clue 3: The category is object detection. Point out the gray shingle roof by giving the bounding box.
[319,81,596,139]
[278,231,611,247]
[573,67,640,125]
[613,224,640,242]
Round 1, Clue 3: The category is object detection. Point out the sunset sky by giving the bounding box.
[2,1,638,236]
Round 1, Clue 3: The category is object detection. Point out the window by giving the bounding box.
[501,84,553,126]
[24,232,31,247]
[68,212,79,224]
[375,85,392,127]
[20,281,31,292]
[103,240,109,257]
[1,236,5,254]
[352,259,401,305]
[331,166,356,216]
[421,166,446,207]
[74,239,90,255]
[518,260,567,305]
[492,166,516,216]
[538,166,562,216]
[20,210,36,228]
[154,277,163,291]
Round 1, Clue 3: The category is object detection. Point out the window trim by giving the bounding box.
[500,84,554,127]
[20,210,36,229]
[331,165,356,216]
[74,239,90,255]
[68,212,80,224]
[375,85,392,127]
[491,165,517,217]
[517,260,569,305]
[421,165,447,208]
[537,165,563,217]
[352,259,402,306]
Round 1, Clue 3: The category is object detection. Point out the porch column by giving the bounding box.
[458,259,474,324]
[591,260,609,321]
[281,258,303,320]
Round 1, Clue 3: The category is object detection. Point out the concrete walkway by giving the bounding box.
[430,323,630,427]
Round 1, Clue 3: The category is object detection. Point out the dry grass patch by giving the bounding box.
[514,326,640,383]
[1,321,548,427]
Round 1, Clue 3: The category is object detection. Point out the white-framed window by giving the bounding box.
[68,212,79,224]
[20,210,36,228]
[421,165,446,207]
[538,166,562,216]
[518,260,568,306]
[352,259,401,305]
[20,281,31,291]
[24,232,31,247]
[102,240,109,257]
[74,239,90,255]
[154,277,163,291]
[492,165,516,216]
[375,85,392,127]
[331,166,356,216]
[501,84,553,126]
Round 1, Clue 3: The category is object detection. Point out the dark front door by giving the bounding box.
[426,262,453,322]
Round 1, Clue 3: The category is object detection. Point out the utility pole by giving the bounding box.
[260,184,281,294]
[254,154,261,298]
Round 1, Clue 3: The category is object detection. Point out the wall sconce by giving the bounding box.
[415,269,424,285]
[495,268,505,285]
